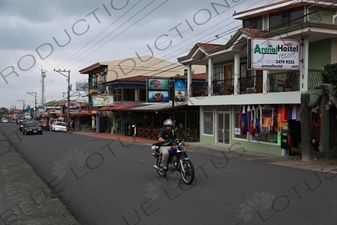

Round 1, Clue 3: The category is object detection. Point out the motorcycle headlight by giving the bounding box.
[178,142,185,150]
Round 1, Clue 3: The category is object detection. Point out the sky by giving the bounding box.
[0,0,279,110]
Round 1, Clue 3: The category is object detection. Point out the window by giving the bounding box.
[123,89,135,101]
[213,66,221,81]
[113,89,122,101]
[101,73,107,83]
[234,105,247,139]
[139,89,146,101]
[243,16,262,29]
[269,7,304,30]
[203,106,213,135]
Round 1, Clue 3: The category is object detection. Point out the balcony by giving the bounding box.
[189,69,323,97]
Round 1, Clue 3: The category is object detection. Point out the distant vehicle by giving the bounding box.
[51,122,67,132]
[22,122,43,135]
[38,120,49,131]
[1,118,9,123]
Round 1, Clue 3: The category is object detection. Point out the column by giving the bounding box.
[300,37,309,92]
[234,53,240,95]
[187,64,192,98]
[208,58,213,96]
[263,70,268,94]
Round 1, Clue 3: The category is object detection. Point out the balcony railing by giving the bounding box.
[189,69,324,97]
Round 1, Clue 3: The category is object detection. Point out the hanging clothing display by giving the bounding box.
[241,106,246,135]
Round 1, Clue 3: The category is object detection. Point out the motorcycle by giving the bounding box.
[151,139,195,185]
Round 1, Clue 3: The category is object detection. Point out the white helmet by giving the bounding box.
[163,119,173,127]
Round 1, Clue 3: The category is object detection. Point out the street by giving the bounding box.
[1,123,337,225]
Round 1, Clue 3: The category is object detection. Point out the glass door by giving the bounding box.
[218,112,230,145]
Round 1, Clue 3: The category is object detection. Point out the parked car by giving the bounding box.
[51,122,67,132]
[22,122,43,135]
[1,118,9,123]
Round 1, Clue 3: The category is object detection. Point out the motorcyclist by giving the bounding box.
[156,119,176,176]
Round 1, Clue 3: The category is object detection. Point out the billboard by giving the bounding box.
[76,81,88,91]
[248,38,300,70]
[146,78,170,103]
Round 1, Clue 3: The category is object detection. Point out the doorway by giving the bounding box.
[218,112,230,145]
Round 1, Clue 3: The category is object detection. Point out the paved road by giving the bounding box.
[1,123,337,225]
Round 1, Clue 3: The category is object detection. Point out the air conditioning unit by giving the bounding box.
[333,15,337,24]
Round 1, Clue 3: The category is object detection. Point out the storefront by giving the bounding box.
[200,104,317,155]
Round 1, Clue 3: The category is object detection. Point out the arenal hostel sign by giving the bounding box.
[247,38,300,70]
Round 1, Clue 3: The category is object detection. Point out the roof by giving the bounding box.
[98,102,142,111]
[233,0,337,20]
[241,28,266,36]
[198,42,222,51]
[79,55,206,80]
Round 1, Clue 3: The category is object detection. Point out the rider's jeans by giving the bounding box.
[159,146,170,168]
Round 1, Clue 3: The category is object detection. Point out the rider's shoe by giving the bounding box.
[161,167,167,177]
[153,165,160,170]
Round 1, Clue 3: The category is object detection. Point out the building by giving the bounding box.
[177,0,337,155]
[79,55,206,136]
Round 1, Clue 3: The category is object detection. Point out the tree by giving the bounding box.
[301,63,337,161]
[0,107,9,118]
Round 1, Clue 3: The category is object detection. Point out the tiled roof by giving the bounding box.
[241,28,266,36]
[112,102,142,110]
[115,75,148,82]
[197,42,222,51]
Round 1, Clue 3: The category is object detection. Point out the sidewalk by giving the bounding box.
[73,131,337,173]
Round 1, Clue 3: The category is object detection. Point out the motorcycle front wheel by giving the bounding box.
[156,158,166,177]
[180,160,195,185]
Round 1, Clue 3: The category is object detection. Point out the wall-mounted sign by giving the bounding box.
[146,77,170,103]
[147,78,169,90]
[148,90,169,102]
[174,79,186,102]
[92,95,114,106]
[247,38,300,70]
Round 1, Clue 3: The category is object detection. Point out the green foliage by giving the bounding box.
[321,63,337,92]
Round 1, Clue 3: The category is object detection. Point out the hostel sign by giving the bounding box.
[248,38,300,70]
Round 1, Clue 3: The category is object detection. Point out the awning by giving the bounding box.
[99,106,114,111]
[70,110,95,117]
[118,101,188,112]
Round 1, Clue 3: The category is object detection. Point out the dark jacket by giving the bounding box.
[158,129,176,146]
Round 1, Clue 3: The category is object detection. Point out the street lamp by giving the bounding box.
[27,91,37,115]
[54,69,71,122]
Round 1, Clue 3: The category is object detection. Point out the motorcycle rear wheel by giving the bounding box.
[180,160,195,185]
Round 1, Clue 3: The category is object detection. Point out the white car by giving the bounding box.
[51,122,67,132]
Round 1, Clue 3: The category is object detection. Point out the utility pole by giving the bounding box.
[17,100,25,116]
[54,69,71,122]
[41,69,47,105]
[27,92,37,117]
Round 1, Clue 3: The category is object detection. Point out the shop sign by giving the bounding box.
[234,127,241,135]
[247,38,300,70]
[174,79,186,102]
[92,95,114,106]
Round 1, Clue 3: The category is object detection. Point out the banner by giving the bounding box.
[92,95,114,106]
